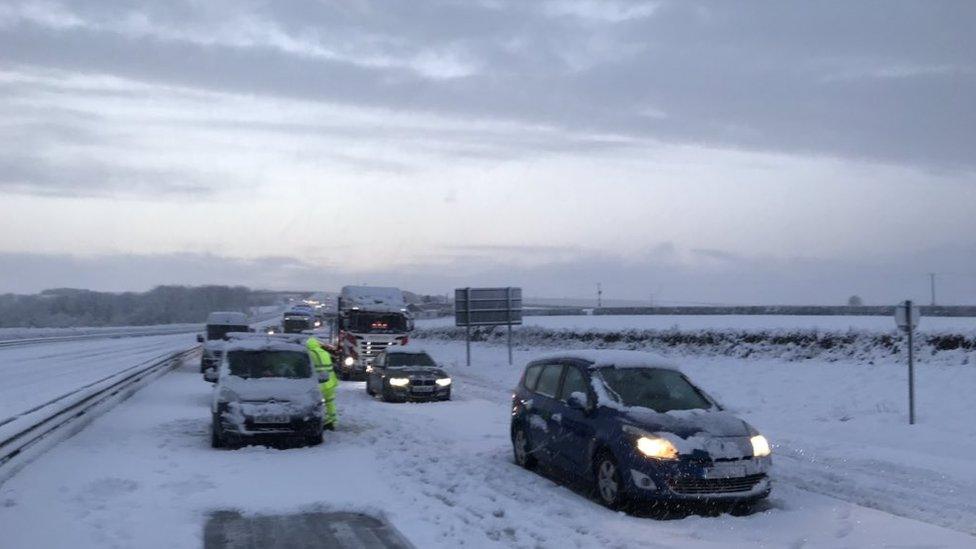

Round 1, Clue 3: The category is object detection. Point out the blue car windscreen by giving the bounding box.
[598,368,711,412]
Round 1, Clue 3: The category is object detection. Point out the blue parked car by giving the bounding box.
[510,351,772,510]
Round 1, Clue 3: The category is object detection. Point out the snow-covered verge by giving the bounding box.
[0,348,973,548]
[416,313,976,333]
[422,341,976,537]
[414,324,976,365]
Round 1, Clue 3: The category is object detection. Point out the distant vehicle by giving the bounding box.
[510,351,772,511]
[282,309,315,334]
[336,285,413,380]
[210,334,328,448]
[197,311,250,379]
[366,347,451,402]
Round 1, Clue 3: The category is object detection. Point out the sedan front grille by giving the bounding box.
[667,473,766,495]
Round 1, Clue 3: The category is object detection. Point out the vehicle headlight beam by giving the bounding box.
[750,435,771,457]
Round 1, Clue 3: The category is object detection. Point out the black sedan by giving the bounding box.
[366,348,452,402]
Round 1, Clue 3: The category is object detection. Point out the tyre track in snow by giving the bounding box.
[772,436,976,536]
[339,384,671,549]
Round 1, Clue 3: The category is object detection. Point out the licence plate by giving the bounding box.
[411,386,434,393]
[254,415,290,424]
[704,462,747,479]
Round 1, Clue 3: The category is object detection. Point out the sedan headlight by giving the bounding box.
[750,435,771,457]
[388,377,410,387]
[435,378,452,387]
[344,357,355,366]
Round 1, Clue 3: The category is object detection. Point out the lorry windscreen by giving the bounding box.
[345,312,407,333]
[207,325,249,340]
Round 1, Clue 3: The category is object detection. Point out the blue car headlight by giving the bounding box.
[623,425,679,461]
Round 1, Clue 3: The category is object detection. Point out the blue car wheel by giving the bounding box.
[594,452,627,510]
[512,424,537,470]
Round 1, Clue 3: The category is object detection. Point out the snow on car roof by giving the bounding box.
[531,350,680,371]
[221,334,307,353]
[384,346,432,355]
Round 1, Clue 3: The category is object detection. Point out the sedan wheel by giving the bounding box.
[512,425,537,470]
[595,453,626,510]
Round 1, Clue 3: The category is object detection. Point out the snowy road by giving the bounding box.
[0,333,199,421]
[0,346,973,548]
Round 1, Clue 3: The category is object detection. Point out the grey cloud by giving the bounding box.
[0,1,973,170]
[0,153,217,197]
[691,248,741,262]
[0,252,327,294]
[1,244,973,305]
[443,244,585,256]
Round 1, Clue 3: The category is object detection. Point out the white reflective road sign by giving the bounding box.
[894,301,921,331]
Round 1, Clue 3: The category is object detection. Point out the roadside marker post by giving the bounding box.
[894,300,921,425]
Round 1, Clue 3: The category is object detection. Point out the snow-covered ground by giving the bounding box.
[1,343,973,548]
[417,314,976,333]
[0,324,202,342]
[0,333,198,420]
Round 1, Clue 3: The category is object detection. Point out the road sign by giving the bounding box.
[454,287,523,326]
[455,287,522,366]
[894,300,920,425]
[894,301,921,331]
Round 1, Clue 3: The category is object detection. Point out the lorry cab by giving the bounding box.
[282,309,315,334]
[198,311,250,380]
[336,286,413,380]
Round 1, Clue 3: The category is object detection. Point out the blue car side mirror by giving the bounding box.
[567,392,590,412]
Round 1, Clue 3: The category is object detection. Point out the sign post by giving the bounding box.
[455,287,523,366]
[465,288,471,368]
[894,300,921,425]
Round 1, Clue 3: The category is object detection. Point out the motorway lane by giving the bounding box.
[0,333,198,420]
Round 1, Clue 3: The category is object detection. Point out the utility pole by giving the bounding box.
[597,283,603,309]
[929,273,937,306]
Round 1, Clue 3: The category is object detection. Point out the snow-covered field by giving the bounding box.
[1,342,973,548]
[415,314,976,366]
[417,314,976,333]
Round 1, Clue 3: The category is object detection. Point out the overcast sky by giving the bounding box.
[0,0,974,304]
